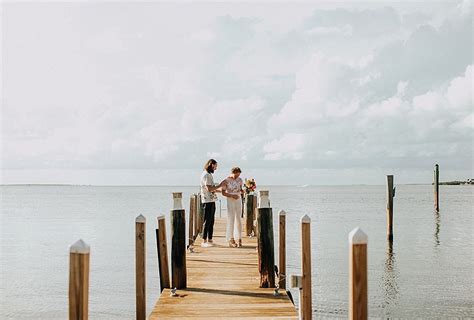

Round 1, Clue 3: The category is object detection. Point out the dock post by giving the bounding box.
[189,195,196,247]
[301,215,312,320]
[196,193,203,236]
[193,194,199,239]
[171,192,187,289]
[253,193,258,237]
[279,209,286,289]
[386,175,394,241]
[156,215,170,292]
[69,239,90,320]
[434,164,439,212]
[349,227,368,320]
[135,215,146,320]
[245,194,255,236]
[256,190,275,288]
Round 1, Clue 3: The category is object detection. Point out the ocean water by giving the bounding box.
[0,185,472,319]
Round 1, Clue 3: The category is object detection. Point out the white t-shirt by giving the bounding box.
[200,171,218,203]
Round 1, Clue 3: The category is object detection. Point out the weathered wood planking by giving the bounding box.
[149,218,297,319]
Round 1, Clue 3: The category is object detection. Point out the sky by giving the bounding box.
[1,1,473,185]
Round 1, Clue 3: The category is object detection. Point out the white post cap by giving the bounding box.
[172,192,183,210]
[289,274,302,289]
[136,214,146,223]
[258,190,270,208]
[349,227,368,244]
[157,215,165,221]
[69,239,90,254]
[301,214,311,224]
[279,209,286,216]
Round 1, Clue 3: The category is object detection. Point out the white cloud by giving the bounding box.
[2,2,472,184]
[306,24,353,36]
[446,65,473,110]
[263,133,305,160]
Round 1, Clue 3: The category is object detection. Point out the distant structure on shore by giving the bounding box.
[437,179,473,185]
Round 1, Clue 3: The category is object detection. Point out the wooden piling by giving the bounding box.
[386,175,394,241]
[189,195,196,247]
[301,215,312,320]
[196,194,203,235]
[257,203,275,288]
[279,209,286,289]
[245,194,256,236]
[156,215,170,292]
[193,194,199,239]
[171,193,187,289]
[349,227,368,320]
[69,239,90,320]
[135,215,146,320]
[253,194,258,237]
[434,164,439,212]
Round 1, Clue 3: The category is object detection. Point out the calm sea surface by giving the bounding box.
[1,185,473,319]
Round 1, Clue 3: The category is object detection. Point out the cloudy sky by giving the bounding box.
[1,1,472,185]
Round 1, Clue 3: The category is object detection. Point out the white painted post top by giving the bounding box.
[70,239,90,254]
[172,192,183,210]
[279,209,286,216]
[301,214,311,224]
[258,190,270,208]
[349,227,368,244]
[157,215,165,221]
[289,274,302,289]
[136,214,146,223]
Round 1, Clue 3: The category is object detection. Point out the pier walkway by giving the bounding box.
[149,218,298,319]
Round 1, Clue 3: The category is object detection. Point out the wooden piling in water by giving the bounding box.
[156,215,170,292]
[171,192,187,289]
[434,164,439,212]
[256,192,275,288]
[189,195,196,247]
[279,209,286,290]
[69,239,90,320]
[301,215,312,320]
[245,194,256,236]
[386,175,394,241]
[349,227,368,320]
[135,215,146,320]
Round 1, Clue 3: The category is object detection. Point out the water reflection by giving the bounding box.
[434,210,441,246]
[381,241,400,316]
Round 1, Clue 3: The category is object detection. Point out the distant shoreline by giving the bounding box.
[1,183,471,187]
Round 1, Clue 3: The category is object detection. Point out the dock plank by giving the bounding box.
[149,218,297,319]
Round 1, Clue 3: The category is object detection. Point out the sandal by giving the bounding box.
[229,239,237,248]
[237,239,242,247]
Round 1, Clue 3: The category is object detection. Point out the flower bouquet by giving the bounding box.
[244,178,257,194]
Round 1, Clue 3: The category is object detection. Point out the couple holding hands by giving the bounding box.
[200,159,243,248]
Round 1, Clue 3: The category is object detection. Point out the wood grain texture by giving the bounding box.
[135,220,146,320]
[257,208,275,288]
[279,213,286,290]
[171,209,187,289]
[301,219,312,320]
[149,218,297,319]
[157,217,170,291]
[189,195,196,246]
[386,175,394,241]
[245,194,255,236]
[434,164,439,212]
[69,252,89,320]
[349,244,368,320]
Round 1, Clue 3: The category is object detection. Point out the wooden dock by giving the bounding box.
[149,218,298,319]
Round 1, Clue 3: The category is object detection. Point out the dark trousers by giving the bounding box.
[202,202,216,240]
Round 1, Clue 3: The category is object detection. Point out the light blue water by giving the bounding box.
[1,185,472,319]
